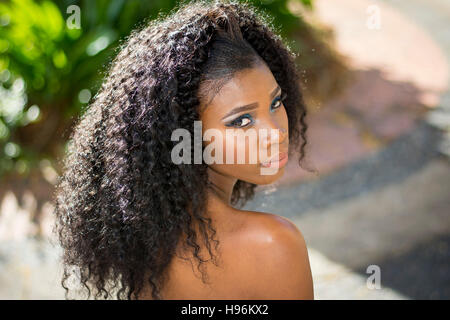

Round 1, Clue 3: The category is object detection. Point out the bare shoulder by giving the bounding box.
[238,210,307,251]
[234,210,314,299]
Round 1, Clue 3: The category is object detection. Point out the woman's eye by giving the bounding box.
[270,95,285,112]
[227,114,253,128]
[272,100,282,110]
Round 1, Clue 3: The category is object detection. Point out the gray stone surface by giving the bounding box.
[0,239,65,299]
[292,158,450,283]
[382,0,450,158]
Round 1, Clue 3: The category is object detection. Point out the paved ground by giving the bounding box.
[279,0,449,185]
[379,0,450,158]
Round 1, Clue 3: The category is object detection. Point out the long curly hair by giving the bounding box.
[53,0,310,300]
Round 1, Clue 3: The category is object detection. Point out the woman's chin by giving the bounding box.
[244,165,286,185]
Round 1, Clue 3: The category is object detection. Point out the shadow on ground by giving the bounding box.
[354,233,450,299]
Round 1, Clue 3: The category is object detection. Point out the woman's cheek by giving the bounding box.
[231,132,260,165]
[204,127,263,166]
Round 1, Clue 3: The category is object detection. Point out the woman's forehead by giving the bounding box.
[199,64,278,116]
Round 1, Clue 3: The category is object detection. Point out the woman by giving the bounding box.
[54,0,314,300]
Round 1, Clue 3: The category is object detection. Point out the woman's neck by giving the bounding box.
[206,167,237,208]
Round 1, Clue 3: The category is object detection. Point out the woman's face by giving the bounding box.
[199,62,289,185]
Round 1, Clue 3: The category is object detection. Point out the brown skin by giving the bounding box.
[141,62,314,299]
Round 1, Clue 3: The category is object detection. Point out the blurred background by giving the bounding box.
[0,0,449,299]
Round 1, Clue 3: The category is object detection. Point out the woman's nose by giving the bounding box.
[261,126,287,149]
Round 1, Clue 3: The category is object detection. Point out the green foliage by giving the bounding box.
[0,0,320,178]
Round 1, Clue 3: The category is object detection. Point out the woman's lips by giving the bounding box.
[260,152,289,169]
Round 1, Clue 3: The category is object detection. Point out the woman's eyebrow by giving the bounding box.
[221,85,281,120]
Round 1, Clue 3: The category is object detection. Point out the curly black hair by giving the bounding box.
[53,0,310,300]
